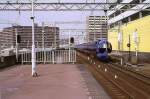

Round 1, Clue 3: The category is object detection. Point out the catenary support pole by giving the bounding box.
[15,28,18,62]
[42,22,46,64]
[69,31,71,62]
[31,0,37,77]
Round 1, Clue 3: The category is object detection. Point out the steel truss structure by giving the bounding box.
[0,2,150,11]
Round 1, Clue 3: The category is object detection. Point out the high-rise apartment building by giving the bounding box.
[86,16,108,42]
[0,24,59,50]
[0,28,14,50]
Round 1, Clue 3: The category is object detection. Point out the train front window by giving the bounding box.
[99,48,106,53]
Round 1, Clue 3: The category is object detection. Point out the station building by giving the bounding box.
[0,24,59,50]
[86,16,108,42]
[108,0,150,62]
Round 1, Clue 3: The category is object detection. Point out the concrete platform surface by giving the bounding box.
[0,64,110,99]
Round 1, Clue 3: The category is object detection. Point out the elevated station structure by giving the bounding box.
[108,0,150,61]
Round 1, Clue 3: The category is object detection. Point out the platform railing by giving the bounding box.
[20,49,76,64]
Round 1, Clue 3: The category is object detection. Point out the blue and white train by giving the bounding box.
[75,38,112,61]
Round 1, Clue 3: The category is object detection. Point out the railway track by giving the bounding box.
[77,51,150,99]
[110,55,150,78]
[109,62,150,86]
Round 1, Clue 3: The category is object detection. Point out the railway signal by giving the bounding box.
[17,35,21,43]
[70,37,74,44]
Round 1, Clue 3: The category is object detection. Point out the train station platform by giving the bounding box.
[0,64,110,99]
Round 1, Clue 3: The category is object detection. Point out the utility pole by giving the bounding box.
[69,31,71,63]
[133,29,138,64]
[42,22,46,64]
[118,21,123,65]
[15,28,19,62]
[128,35,131,62]
[54,22,57,49]
[31,0,37,77]
[94,16,96,41]
[104,0,108,39]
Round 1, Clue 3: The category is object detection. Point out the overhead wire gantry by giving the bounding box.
[0,1,150,11]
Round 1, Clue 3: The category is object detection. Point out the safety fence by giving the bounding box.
[20,49,76,64]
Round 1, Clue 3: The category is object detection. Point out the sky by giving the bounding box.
[0,0,108,40]
[0,11,104,29]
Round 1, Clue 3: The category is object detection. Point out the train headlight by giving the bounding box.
[103,44,107,48]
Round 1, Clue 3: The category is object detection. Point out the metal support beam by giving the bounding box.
[0,3,149,11]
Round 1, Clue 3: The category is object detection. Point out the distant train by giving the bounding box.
[75,38,112,61]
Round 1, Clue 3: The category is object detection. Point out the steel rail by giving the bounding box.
[108,62,150,85]
[77,52,133,99]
